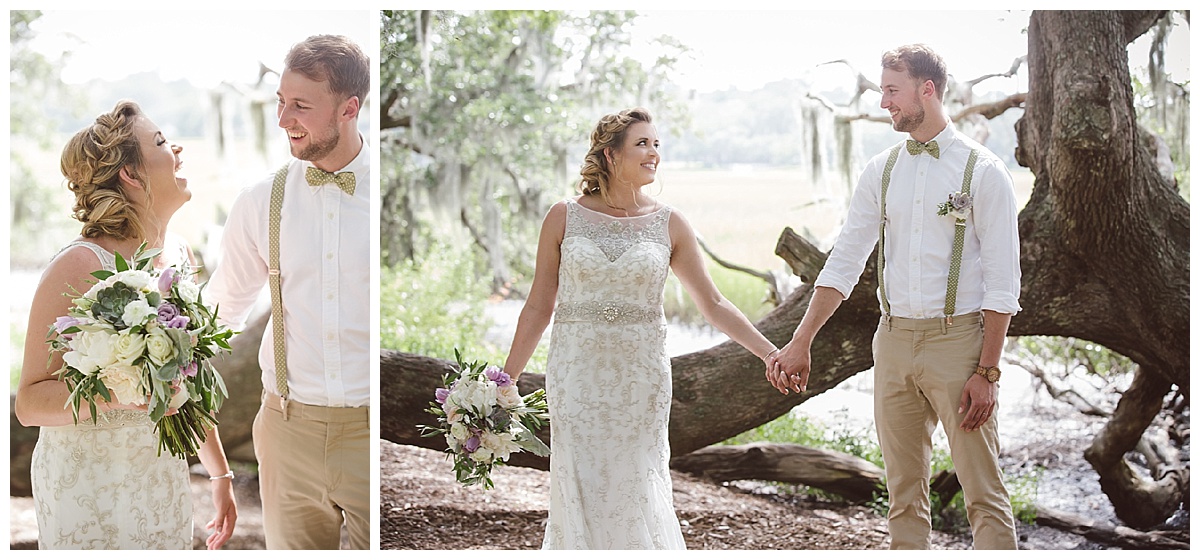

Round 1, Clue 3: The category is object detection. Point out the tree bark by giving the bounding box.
[668,442,884,503]
[1013,10,1188,528]
[1035,506,1189,549]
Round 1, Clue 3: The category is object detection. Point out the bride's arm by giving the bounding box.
[667,210,782,366]
[185,243,238,550]
[502,202,566,380]
[197,427,237,550]
[15,248,140,427]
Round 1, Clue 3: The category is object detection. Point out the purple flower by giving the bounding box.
[166,315,190,329]
[464,435,481,453]
[53,316,81,338]
[484,365,513,387]
[158,267,178,294]
[157,302,181,323]
[181,361,199,378]
[435,387,450,404]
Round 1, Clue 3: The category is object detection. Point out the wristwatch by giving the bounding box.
[975,365,1001,383]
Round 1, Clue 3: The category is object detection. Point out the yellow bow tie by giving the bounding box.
[305,167,356,195]
[906,139,940,159]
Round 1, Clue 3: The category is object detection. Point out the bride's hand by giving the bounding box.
[205,476,238,549]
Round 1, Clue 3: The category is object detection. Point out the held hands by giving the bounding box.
[957,373,997,432]
[766,340,810,395]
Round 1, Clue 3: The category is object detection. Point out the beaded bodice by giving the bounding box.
[555,199,672,318]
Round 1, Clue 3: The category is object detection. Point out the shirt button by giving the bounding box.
[327,293,335,300]
[326,252,334,260]
[327,212,335,220]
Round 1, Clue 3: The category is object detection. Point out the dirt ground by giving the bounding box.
[380,441,1110,550]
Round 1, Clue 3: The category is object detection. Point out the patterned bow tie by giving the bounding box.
[305,167,356,195]
[906,139,940,159]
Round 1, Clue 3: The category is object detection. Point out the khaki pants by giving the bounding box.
[872,313,1017,549]
[253,395,370,549]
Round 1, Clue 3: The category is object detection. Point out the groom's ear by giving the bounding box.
[339,96,361,122]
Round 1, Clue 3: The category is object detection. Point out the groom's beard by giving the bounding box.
[892,104,925,133]
[292,125,341,163]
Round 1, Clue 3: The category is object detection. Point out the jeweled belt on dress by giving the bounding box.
[554,301,663,325]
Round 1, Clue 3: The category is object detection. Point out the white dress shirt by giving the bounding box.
[205,140,370,407]
[815,123,1021,318]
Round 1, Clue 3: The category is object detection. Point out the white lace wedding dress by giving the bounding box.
[30,240,193,549]
[541,199,686,550]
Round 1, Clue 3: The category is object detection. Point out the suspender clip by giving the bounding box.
[280,395,290,421]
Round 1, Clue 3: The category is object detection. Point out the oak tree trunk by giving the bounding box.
[1014,10,1189,529]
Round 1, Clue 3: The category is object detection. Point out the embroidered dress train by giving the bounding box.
[541,199,686,550]
[30,241,192,550]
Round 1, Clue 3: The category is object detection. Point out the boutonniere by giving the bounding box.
[936,191,973,220]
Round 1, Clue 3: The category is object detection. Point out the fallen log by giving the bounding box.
[669,442,884,503]
[1034,506,1189,549]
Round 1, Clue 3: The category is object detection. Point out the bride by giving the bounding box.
[15,101,238,550]
[502,107,787,549]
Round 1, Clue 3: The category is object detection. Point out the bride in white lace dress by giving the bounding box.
[15,101,237,550]
[503,108,787,549]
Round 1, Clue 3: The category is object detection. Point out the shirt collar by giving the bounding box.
[912,121,959,152]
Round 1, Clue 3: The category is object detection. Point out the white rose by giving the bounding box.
[98,363,146,406]
[114,270,153,291]
[445,433,459,450]
[449,379,497,416]
[480,431,521,462]
[63,330,119,374]
[112,331,146,366]
[121,299,155,328]
[145,327,176,366]
[175,279,200,304]
[469,448,493,463]
[496,384,523,410]
[449,422,469,442]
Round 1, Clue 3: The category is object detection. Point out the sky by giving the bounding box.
[26,10,376,89]
[24,8,1190,99]
[627,10,1191,97]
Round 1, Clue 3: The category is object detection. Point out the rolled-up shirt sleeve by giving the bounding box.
[973,159,1022,315]
[204,182,270,332]
[815,154,884,300]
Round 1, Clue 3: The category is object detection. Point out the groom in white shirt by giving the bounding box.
[205,35,370,549]
[775,44,1021,549]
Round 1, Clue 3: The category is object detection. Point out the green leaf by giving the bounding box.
[91,270,114,280]
[114,251,130,272]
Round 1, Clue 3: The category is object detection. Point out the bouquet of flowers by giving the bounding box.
[46,243,234,460]
[420,349,550,489]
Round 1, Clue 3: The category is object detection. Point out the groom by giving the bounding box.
[775,44,1021,549]
[205,34,370,549]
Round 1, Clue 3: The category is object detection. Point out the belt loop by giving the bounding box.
[280,395,290,421]
[885,314,893,331]
[940,317,948,335]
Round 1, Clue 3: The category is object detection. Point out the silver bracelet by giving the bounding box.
[762,348,780,361]
[209,471,235,481]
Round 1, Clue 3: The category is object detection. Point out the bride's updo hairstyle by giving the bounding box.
[60,100,148,241]
[578,107,653,206]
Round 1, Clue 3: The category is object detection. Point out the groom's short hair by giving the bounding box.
[284,34,370,103]
[882,44,948,100]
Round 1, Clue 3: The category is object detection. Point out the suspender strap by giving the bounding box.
[877,144,903,319]
[268,164,290,413]
[944,148,979,319]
